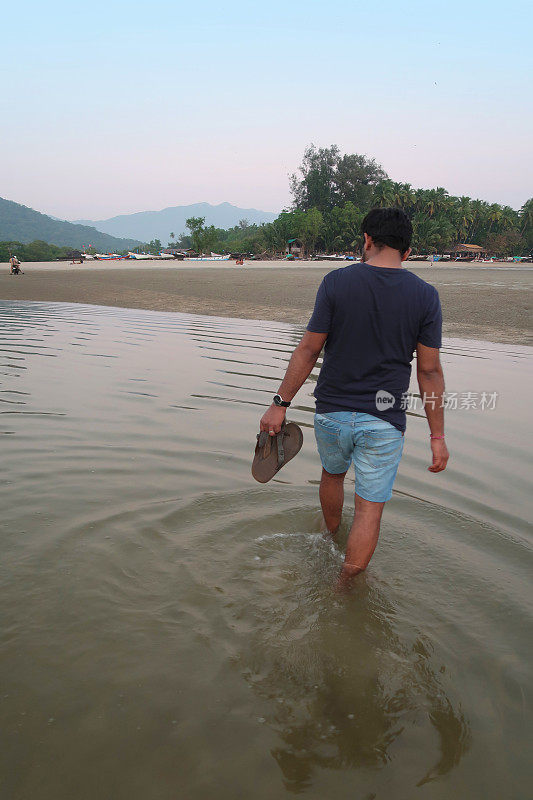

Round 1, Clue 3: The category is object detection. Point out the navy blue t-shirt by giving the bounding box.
[307,263,442,431]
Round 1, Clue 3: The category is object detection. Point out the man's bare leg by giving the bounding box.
[337,494,385,591]
[319,468,347,535]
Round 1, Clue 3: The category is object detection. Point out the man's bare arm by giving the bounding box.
[416,343,449,472]
[260,331,327,434]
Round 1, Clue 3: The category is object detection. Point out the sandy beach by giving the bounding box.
[1,260,531,345]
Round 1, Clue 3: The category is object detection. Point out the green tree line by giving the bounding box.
[0,239,166,261]
[0,240,90,262]
[3,146,531,261]
[173,145,532,258]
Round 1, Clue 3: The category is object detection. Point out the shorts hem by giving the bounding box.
[318,457,351,475]
[354,487,393,503]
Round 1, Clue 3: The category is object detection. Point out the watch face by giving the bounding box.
[273,395,281,406]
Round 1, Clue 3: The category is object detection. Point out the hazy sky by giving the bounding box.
[2,0,532,219]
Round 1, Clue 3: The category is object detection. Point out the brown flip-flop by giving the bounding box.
[251,421,303,483]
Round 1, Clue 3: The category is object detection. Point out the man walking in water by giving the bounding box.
[260,208,449,589]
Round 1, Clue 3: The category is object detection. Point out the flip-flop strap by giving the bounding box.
[257,431,268,447]
[257,430,272,459]
[276,431,285,468]
[257,423,287,466]
[276,420,289,468]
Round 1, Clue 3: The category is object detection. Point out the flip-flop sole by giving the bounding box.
[251,422,303,483]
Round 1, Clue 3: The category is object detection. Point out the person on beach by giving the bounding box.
[9,255,22,274]
[259,208,449,589]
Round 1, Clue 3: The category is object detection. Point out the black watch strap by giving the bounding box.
[273,394,291,408]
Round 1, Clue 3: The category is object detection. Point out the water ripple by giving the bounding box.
[0,300,531,799]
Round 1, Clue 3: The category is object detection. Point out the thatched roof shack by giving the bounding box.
[448,243,487,255]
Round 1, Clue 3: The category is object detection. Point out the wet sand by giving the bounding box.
[1,261,531,344]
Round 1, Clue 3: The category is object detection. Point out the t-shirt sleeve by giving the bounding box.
[307,278,333,333]
[418,288,442,348]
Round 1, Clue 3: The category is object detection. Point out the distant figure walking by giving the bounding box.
[9,255,23,275]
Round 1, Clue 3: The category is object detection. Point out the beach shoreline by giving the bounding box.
[1,261,531,345]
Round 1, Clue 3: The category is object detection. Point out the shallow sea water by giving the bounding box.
[0,301,531,800]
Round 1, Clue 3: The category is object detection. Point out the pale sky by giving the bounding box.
[1,0,532,219]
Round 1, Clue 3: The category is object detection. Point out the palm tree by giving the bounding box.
[486,204,502,234]
[468,199,487,241]
[398,183,415,213]
[454,196,473,241]
[500,206,518,232]
[519,198,533,234]
[372,180,395,207]
[263,212,295,253]
[423,187,449,217]
[411,212,454,254]
[388,182,415,212]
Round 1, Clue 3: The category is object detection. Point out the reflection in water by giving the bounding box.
[232,533,471,793]
[0,301,531,800]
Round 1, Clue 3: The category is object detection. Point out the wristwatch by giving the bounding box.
[273,394,291,408]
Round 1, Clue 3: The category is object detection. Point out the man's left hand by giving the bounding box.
[260,404,287,435]
[428,438,449,472]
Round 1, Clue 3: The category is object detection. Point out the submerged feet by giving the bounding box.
[318,470,384,592]
[335,561,366,593]
[321,520,340,539]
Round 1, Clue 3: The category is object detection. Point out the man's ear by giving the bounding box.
[363,233,371,248]
[403,247,412,261]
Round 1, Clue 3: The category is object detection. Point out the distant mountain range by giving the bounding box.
[0,197,141,251]
[0,198,278,251]
[73,202,278,243]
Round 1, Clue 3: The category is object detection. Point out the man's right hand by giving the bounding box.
[260,404,287,436]
[428,439,449,473]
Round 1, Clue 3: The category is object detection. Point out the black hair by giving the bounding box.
[361,207,412,254]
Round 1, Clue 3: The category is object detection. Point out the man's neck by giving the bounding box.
[365,256,403,269]
[364,245,404,269]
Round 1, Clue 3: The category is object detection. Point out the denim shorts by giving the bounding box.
[314,411,404,503]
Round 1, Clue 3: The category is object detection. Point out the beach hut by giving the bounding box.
[447,244,487,261]
[286,238,303,257]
